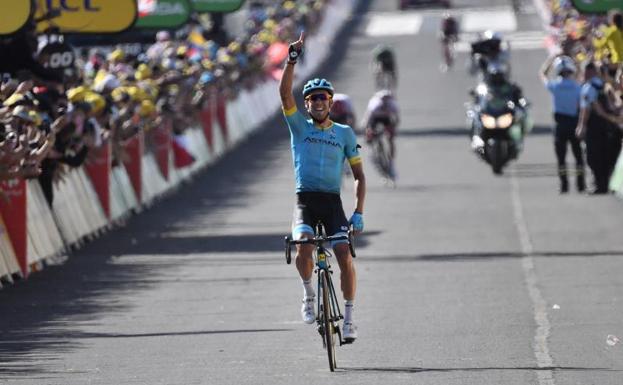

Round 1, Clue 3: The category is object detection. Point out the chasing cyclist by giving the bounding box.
[371,45,397,90]
[279,32,366,342]
[363,89,400,179]
[440,13,459,71]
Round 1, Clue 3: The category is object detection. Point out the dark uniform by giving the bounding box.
[581,78,623,193]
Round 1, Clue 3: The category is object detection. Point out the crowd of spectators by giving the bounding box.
[0,0,328,205]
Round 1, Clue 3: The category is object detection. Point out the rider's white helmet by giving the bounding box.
[552,55,577,75]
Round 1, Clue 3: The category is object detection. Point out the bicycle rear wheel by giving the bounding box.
[319,269,336,371]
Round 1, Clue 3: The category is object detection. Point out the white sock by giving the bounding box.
[302,279,315,298]
[344,300,354,323]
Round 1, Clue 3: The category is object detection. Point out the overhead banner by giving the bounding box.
[191,0,245,13]
[0,1,32,35]
[35,0,137,34]
[135,0,191,29]
[571,0,623,13]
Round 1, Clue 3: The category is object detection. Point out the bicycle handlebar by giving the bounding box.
[284,231,356,264]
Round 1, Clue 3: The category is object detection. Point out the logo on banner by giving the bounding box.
[138,0,157,17]
[35,0,137,33]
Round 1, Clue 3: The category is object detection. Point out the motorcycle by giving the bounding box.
[466,83,528,175]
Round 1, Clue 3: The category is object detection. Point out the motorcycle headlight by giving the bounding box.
[481,114,497,129]
[496,113,513,129]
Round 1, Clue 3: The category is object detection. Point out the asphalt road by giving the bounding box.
[1,1,623,384]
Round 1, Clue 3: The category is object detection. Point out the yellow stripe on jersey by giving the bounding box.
[348,156,362,165]
[283,105,297,116]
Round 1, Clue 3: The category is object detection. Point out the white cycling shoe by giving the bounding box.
[301,297,316,324]
[342,321,357,343]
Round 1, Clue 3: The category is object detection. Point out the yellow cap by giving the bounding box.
[66,86,89,102]
[138,99,155,117]
[108,49,124,62]
[135,63,152,81]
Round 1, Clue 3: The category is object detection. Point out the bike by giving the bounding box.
[367,119,394,181]
[284,223,356,372]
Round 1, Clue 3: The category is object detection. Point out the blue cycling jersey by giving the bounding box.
[283,106,361,194]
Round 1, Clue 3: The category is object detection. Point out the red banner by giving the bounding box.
[153,120,171,180]
[84,141,112,219]
[216,94,229,144]
[122,131,144,203]
[0,179,28,276]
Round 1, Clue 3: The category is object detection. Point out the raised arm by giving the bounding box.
[279,32,304,112]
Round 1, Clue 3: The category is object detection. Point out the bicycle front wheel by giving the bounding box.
[319,269,336,371]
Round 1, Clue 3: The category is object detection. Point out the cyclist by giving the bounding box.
[279,32,366,342]
[329,93,356,127]
[440,13,459,71]
[363,89,400,179]
[371,45,397,90]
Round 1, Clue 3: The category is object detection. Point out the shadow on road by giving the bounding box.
[70,328,293,339]
[361,250,623,263]
[341,365,621,373]
[395,125,551,137]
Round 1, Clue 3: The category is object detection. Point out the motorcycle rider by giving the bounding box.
[471,62,527,153]
[539,54,585,193]
[470,30,511,79]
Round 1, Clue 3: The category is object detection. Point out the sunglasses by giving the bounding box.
[305,94,331,102]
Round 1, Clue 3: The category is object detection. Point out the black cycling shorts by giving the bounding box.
[292,192,349,245]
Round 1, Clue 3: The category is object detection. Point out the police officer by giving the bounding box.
[540,55,585,193]
[576,62,621,194]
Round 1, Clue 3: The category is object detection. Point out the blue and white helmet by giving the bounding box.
[302,78,334,97]
[553,55,576,75]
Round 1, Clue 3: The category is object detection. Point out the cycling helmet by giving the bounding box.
[552,55,576,75]
[483,30,502,41]
[375,89,393,100]
[302,78,334,97]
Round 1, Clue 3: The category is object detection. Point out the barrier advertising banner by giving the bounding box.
[122,131,144,203]
[135,0,191,29]
[216,94,229,144]
[200,100,214,151]
[153,120,171,180]
[0,179,27,276]
[572,0,623,13]
[84,141,112,219]
[191,0,245,13]
[0,1,31,35]
[35,0,137,33]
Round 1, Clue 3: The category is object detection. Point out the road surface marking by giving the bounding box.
[510,174,556,385]
[365,13,423,36]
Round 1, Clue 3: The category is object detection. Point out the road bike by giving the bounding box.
[284,223,356,372]
[367,119,394,181]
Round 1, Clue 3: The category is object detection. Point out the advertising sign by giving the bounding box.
[191,0,245,13]
[35,0,137,33]
[571,0,623,13]
[135,0,191,29]
[0,1,31,35]
[0,179,28,276]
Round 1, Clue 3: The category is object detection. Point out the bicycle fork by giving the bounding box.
[316,250,345,344]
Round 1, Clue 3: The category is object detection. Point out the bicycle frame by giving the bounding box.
[284,223,357,350]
